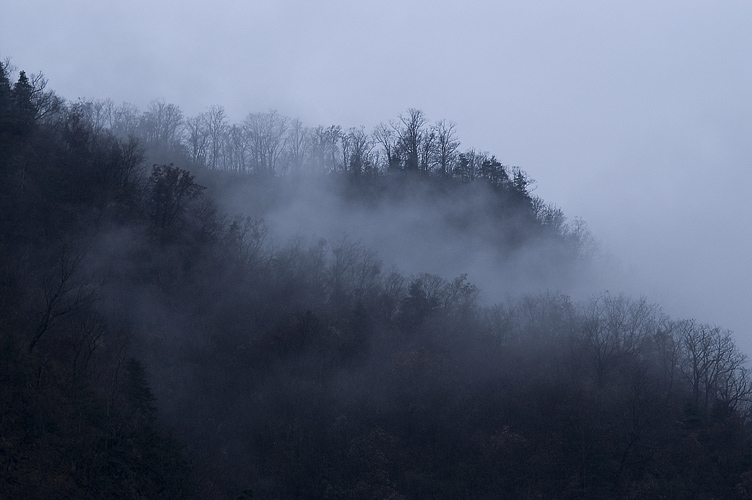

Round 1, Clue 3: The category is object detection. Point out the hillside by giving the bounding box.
[2,60,752,500]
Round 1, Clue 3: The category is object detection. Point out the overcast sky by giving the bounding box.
[3,1,752,350]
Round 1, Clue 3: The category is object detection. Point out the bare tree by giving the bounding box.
[28,245,99,355]
[243,110,288,176]
[139,99,184,147]
[395,108,428,171]
[327,237,381,304]
[283,118,309,175]
[226,124,249,172]
[184,113,209,165]
[71,98,115,132]
[373,122,398,171]
[578,294,658,387]
[112,102,141,138]
[340,128,353,174]
[205,105,228,170]
[433,120,460,176]
[677,320,751,413]
[309,125,342,174]
[224,216,269,270]
[420,127,436,172]
[28,72,64,123]
[343,127,374,175]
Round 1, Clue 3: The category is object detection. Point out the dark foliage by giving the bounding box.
[2,59,752,500]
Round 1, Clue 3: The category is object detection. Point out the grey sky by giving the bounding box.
[3,1,751,350]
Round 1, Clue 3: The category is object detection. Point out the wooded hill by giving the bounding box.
[2,60,752,500]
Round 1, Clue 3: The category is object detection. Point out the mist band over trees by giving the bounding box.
[3,59,752,499]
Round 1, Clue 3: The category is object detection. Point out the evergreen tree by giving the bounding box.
[11,70,36,136]
[0,60,12,135]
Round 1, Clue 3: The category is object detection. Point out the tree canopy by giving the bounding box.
[2,58,751,500]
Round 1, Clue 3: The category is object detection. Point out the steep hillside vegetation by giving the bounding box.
[2,60,751,500]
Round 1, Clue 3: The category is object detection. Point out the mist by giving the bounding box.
[3,1,750,353]
[209,171,598,305]
[4,1,752,498]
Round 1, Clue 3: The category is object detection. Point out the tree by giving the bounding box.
[433,119,460,176]
[184,112,209,165]
[243,110,288,176]
[395,108,428,171]
[224,216,268,270]
[27,72,63,123]
[71,98,115,132]
[420,126,436,172]
[309,125,342,174]
[205,105,228,170]
[511,166,534,206]
[677,320,751,415]
[122,358,157,426]
[343,127,374,176]
[139,99,184,148]
[27,245,98,355]
[0,59,11,124]
[0,60,15,177]
[577,294,658,388]
[454,149,487,182]
[479,156,508,188]
[226,123,250,172]
[146,164,206,230]
[11,70,35,136]
[283,118,308,175]
[111,102,141,138]
[372,122,398,171]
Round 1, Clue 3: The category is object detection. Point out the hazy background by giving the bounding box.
[3,1,751,350]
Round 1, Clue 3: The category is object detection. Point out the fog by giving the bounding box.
[3,1,751,351]
[210,174,600,306]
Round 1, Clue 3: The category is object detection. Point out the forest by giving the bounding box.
[2,59,752,499]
